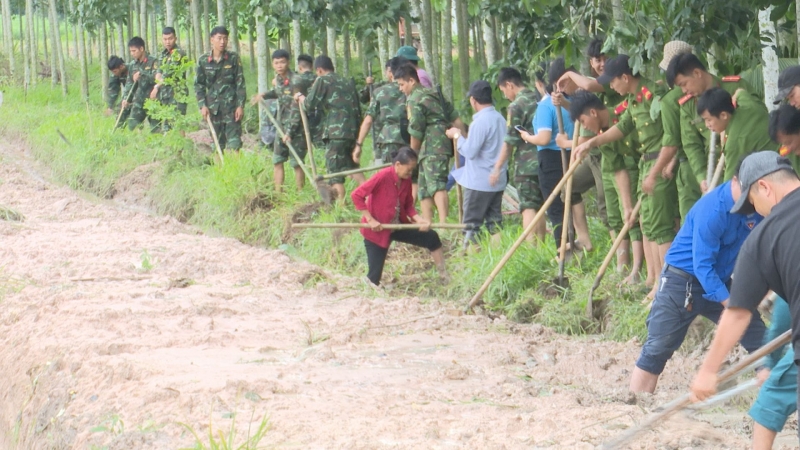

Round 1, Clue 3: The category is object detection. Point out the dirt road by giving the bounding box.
[0,136,791,449]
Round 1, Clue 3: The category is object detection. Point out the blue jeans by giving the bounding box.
[635,266,767,375]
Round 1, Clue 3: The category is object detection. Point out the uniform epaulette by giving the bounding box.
[721,75,741,82]
[780,145,790,156]
[614,100,629,115]
[678,94,693,105]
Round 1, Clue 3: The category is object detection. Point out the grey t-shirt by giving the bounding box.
[729,187,800,357]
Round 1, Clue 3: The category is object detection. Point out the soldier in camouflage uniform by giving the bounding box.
[668,52,759,193]
[295,55,323,147]
[121,37,160,131]
[194,26,246,152]
[154,27,189,128]
[106,56,130,124]
[296,55,364,202]
[251,49,307,190]
[492,67,546,243]
[394,63,461,223]
[353,57,409,166]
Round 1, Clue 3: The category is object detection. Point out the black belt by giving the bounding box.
[664,264,697,282]
[642,151,661,162]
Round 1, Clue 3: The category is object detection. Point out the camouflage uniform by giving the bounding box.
[107,68,130,126]
[359,81,386,104]
[292,71,321,146]
[157,46,189,116]
[366,81,408,164]
[504,88,543,211]
[261,71,307,167]
[406,85,457,199]
[194,50,246,150]
[123,54,160,130]
[304,71,361,185]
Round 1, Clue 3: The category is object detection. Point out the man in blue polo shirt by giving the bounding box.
[630,164,766,393]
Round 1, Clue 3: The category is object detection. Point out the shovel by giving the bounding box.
[261,102,332,204]
[205,115,225,166]
[299,102,318,179]
[554,119,581,289]
[601,330,791,449]
[112,81,137,132]
[586,198,642,318]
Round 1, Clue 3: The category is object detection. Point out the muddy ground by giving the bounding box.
[0,136,795,449]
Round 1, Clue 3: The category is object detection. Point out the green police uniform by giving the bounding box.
[262,71,307,167]
[504,88,543,211]
[108,68,130,127]
[678,75,753,187]
[304,71,361,185]
[406,85,457,199]
[615,80,678,244]
[157,46,189,116]
[123,54,160,130]
[661,86,700,221]
[718,93,775,180]
[194,50,247,150]
[366,81,408,164]
[582,99,643,242]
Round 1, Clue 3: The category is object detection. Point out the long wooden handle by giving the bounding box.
[557,121,581,277]
[453,138,464,224]
[708,152,726,192]
[587,199,643,299]
[261,102,314,182]
[316,163,391,181]
[205,115,225,166]
[113,81,137,132]
[292,222,469,230]
[466,152,587,312]
[299,103,318,179]
[707,131,717,184]
[601,330,791,449]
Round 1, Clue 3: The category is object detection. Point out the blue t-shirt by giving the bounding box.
[532,94,574,152]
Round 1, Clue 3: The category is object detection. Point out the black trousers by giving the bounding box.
[538,149,581,248]
[462,188,503,244]
[364,229,443,285]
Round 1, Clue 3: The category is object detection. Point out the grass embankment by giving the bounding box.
[0,59,651,343]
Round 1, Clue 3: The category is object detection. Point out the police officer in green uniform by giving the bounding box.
[251,49,307,191]
[769,104,800,171]
[106,56,129,123]
[574,55,679,299]
[353,57,409,166]
[492,67,547,243]
[667,52,757,193]
[194,26,246,152]
[393,63,461,223]
[697,87,776,180]
[121,37,160,131]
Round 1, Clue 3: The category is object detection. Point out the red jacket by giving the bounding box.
[351,167,418,248]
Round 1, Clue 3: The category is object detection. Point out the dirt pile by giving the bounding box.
[0,137,794,449]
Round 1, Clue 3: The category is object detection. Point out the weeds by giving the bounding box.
[179,408,270,450]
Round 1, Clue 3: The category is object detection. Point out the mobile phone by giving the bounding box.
[514,125,528,133]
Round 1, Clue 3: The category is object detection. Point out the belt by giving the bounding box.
[642,151,661,162]
[664,264,697,282]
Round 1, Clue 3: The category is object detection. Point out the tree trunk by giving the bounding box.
[248,17,256,70]
[389,22,400,56]
[611,0,624,53]
[377,26,388,76]
[1,0,13,75]
[431,9,440,81]
[483,17,496,67]
[27,0,38,84]
[165,0,175,27]
[127,0,134,41]
[230,8,239,52]
[441,0,453,100]
[117,20,126,56]
[326,13,336,66]
[216,0,224,26]
[760,7,779,111]
[21,5,31,87]
[292,18,301,58]
[412,0,436,85]
[139,0,147,41]
[342,26,350,76]
[358,40,368,79]
[403,15,412,47]
[151,11,158,54]
[186,19,193,58]
[455,0,469,95]
[256,8,268,113]
[202,0,210,51]
[491,16,501,61]
[309,37,315,57]
[77,24,89,99]
[48,0,66,94]
[100,21,109,104]
[42,9,49,64]
[190,0,203,56]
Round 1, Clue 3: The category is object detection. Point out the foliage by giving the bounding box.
[179,409,270,450]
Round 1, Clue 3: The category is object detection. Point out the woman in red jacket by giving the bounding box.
[351,147,448,285]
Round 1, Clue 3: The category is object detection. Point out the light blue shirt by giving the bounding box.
[532,94,574,151]
[452,106,507,192]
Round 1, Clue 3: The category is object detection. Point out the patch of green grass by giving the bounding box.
[179,409,270,450]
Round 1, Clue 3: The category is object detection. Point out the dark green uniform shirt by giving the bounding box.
[304,71,360,140]
[720,93,775,180]
[406,85,456,159]
[615,79,664,156]
[123,54,159,105]
[107,69,127,109]
[678,75,753,183]
[366,82,407,145]
[194,51,246,115]
[504,88,539,177]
